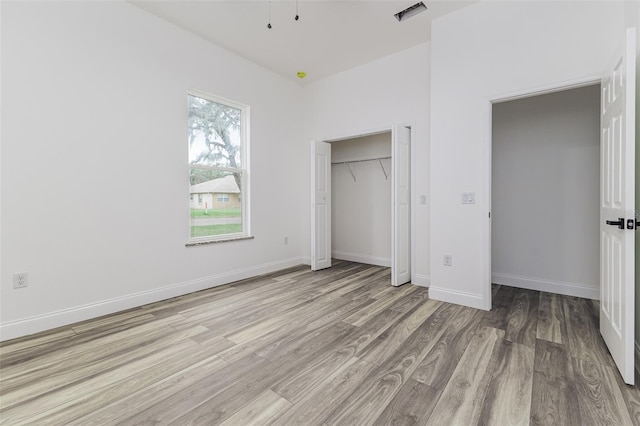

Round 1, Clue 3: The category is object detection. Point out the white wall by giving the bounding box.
[0,1,306,340]
[303,43,430,286]
[430,1,626,309]
[492,85,600,299]
[331,133,391,266]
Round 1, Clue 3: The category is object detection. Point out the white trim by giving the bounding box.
[492,272,599,300]
[321,126,393,144]
[484,74,605,313]
[483,99,493,311]
[187,88,248,112]
[0,257,305,342]
[310,140,316,269]
[409,124,417,292]
[490,76,602,104]
[332,251,391,268]
[186,234,254,247]
[412,273,430,287]
[428,286,487,311]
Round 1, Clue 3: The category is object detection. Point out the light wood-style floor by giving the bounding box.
[1,260,640,425]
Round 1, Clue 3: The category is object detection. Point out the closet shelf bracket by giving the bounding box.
[347,163,356,182]
[378,159,388,180]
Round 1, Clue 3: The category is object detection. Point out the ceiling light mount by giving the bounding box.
[394,2,427,22]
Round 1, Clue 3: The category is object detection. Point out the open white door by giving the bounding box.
[600,27,636,385]
[392,126,411,286]
[311,141,332,271]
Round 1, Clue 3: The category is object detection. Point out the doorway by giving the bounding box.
[331,132,392,267]
[483,27,637,385]
[491,84,601,299]
[311,125,412,286]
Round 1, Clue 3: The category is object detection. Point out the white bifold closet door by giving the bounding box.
[311,140,331,271]
[392,125,411,286]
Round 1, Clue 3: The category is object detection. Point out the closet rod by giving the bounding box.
[331,156,391,166]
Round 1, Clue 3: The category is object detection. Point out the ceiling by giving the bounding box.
[131,1,474,85]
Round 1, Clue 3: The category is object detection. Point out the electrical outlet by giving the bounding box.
[443,255,453,267]
[13,272,28,289]
[284,236,289,245]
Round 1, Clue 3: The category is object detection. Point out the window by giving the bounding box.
[188,91,249,242]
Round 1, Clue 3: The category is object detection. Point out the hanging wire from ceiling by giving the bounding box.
[268,0,301,29]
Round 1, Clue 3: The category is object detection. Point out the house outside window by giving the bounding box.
[188,91,249,242]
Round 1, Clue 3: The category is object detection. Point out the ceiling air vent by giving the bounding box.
[394,2,427,22]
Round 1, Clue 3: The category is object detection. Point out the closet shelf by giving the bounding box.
[332,156,391,182]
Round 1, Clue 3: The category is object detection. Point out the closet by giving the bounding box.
[331,132,392,267]
[491,84,600,299]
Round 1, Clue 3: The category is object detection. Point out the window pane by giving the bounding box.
[189,169,242,238]
[188,94,242,168]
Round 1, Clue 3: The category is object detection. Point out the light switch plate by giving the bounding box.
[461,192,475,204]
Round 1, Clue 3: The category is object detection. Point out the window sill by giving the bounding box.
[185,235,254,247]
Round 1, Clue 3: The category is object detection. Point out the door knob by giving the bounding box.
[606,217,625,229]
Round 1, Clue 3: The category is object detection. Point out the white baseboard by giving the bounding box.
[492,272,598,300]
[0,257,305,342]
[412,273,430,287]
[428,285,487,310]
[332,251,391,268]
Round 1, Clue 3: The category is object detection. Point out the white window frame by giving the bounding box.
[187,89,251,244]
